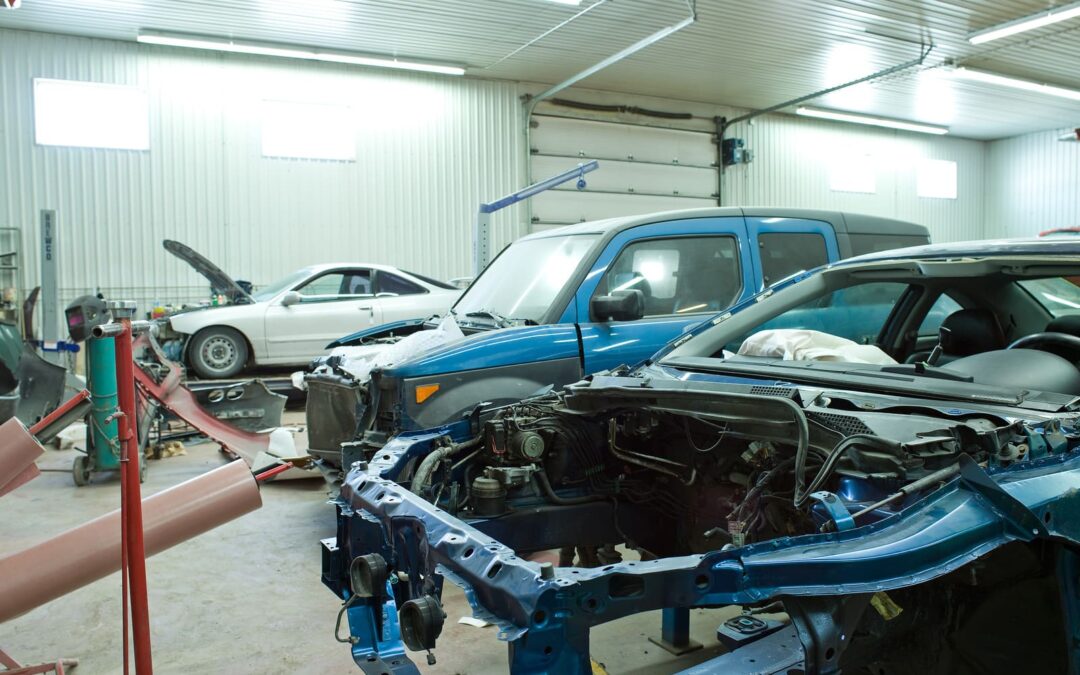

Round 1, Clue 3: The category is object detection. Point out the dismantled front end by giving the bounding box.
[323,374,1080,674]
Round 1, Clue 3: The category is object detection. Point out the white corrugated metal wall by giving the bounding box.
[985,128,1080,239]
[722,116,987,243]
[4,27,1059,338]
[0,28,526,320]
[526,87,988,243]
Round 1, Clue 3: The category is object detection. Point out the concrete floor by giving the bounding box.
[2,412,740,674]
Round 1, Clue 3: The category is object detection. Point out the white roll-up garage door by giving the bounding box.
[528,113,719,232]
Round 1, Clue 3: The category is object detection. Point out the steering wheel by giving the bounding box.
[1007,331,1080,359]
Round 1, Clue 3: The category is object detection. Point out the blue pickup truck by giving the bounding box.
[306,207,929,467]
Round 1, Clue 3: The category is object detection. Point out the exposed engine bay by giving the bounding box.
[408,379,1067,558]
[326,372,1080,674]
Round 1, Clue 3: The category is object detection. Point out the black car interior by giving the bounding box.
[712,271,1080,397]
[915,305,1080,396]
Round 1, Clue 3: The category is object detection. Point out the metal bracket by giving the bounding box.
[785,594,871,674]
[648,607,703,655]
[958,453,1048,541]
[677,624,804,674]
[810,491,855,531]
[346,581,418,675]
[716,615,787,651]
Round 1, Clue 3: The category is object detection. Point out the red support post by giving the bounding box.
[114,319,153,675]
[254,462,294,483]
[28,389,90,437]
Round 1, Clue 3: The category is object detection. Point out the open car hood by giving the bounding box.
[326,318,429,349]
[163,239,253,305]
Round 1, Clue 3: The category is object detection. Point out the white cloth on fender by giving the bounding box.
[737,329,897,365]
[311,314,466,382]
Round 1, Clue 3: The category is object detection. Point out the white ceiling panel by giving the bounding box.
[1,0,1078,139]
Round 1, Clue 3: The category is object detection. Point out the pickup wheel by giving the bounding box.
[188,326,249,379]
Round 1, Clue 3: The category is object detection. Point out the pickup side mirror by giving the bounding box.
[591,289,645,322]
[281,291,302,307]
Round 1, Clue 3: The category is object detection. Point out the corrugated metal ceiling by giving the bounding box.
[1,0,1078,139]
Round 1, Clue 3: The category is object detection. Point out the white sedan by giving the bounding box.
[163,241,460,378]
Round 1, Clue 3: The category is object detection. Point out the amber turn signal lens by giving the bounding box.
[415,383,440,404]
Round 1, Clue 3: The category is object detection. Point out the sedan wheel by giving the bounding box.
[188,327,249,379]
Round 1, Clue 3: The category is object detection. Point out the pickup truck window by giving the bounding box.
[594,236,741,318]
[759,232,828,285]
[454,234,600,325]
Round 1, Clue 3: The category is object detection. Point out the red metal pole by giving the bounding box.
[28,389,91,437]
[254,462,294,483]
[114,319,153,675]
[120,412,130,675]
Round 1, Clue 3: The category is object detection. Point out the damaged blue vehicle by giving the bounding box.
[323,238,1080,674]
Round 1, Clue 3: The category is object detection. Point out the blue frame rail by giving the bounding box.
[325,448,1080,673]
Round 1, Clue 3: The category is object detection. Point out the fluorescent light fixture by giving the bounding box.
[795,107,949,135]
[951,67,1080,101]
[137,31,465,76]
[545,0,583,4]
[968,1,1080,44]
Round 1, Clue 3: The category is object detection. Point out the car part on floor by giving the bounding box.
[189,379,287,432]
[305,369,364,467]
[132,331,313,480]
[133,331,283,462]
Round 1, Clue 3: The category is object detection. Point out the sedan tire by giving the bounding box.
[187,326,249,379]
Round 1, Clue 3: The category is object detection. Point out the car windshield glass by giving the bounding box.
[1019,277,1080,317]
[252,267,316,302]
[719,281,908,353]
[453,234,600,324]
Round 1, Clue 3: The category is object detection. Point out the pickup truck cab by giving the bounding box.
[307,207,929,465]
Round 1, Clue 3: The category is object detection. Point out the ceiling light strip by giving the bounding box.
[794,107,949,135]
[136,32,465,76]
[968,0,1080,44]
[951,67,1080,101]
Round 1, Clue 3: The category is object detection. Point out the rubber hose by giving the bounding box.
[409,438,480,494]
[534,470,607,506]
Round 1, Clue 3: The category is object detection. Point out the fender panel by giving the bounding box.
[386,324,582,379]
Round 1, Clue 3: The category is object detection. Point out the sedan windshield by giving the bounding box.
[658,258,1080,399]
[252,267,315,302]
[453,234,599,325]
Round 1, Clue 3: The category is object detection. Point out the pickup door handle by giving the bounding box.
[358,306,372,312]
